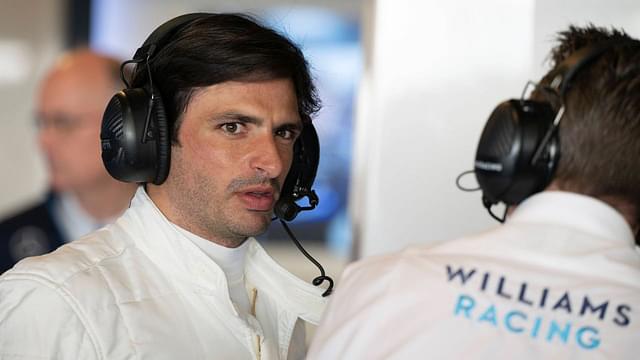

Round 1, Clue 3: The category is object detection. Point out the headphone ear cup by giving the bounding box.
[150,88,171,185]
[101,88,157,183]
[475,100,556,205]
[274,122,320,221]
[294,123,320,193]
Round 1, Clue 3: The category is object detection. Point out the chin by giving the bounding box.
[238,214,272,236]
[249,220,272,236]
[50,179,70,193]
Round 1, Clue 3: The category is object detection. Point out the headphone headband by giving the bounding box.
[133,13,210,62]
[548,41,625,97]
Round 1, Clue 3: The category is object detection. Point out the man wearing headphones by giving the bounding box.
[308,25,640,358]
[0,13,327,359]
[0,50,137,273]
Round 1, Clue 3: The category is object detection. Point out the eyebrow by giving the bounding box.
[215,111,261,125]
[214,111,303,131]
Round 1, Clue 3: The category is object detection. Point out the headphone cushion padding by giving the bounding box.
[152,89,171,185]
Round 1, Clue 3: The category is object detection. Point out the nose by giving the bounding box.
[250,134,285,179]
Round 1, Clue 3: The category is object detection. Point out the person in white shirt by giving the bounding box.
[308,25,640,359]
[0,13,328,359]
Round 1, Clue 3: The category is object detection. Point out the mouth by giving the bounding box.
[237,186,277,212]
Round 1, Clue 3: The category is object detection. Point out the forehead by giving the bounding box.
[186,78,301,120]
[39,68,114,114]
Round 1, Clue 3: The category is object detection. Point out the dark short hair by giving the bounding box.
[130,13,321,142]
[539,25,640,212]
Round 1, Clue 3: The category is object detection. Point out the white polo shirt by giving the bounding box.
[308,191,640,359]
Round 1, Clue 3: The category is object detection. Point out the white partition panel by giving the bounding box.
[353,0,640,258]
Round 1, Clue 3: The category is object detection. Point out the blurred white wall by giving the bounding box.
[353,0,640,258]
[0,0,64,218]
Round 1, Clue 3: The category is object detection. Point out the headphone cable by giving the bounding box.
[279,219,334,297]
[482,197,507,223]
[455,169,481,192]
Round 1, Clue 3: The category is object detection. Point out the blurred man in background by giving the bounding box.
[308,25,640,359]
[0,49,136,273]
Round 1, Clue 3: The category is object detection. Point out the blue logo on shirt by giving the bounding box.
[446,264,632,350]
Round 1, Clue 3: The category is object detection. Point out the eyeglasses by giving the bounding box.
[35,113,96,134]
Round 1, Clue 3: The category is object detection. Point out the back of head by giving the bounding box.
[540,25,640,224]
[129,13,320,143]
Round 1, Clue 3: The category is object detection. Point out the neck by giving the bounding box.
[603,197,639,235]
[69,179,137,220]
[546,182,638,233]
[146,183,247,248]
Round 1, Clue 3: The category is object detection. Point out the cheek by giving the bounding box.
[78,128,101,149]
[57,133,97,160]
[279,147,295,180]
[183,135,239,174]
[189,141,226,164]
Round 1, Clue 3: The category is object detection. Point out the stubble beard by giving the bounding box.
[168,161,274,248]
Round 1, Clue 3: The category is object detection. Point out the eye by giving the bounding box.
[221,122,244,135]
[276,127,300,141]
[35,115,82,133]
[276,129,292,140]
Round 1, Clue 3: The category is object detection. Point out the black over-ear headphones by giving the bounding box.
[474,41,622,213]
[100,13,320,221]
